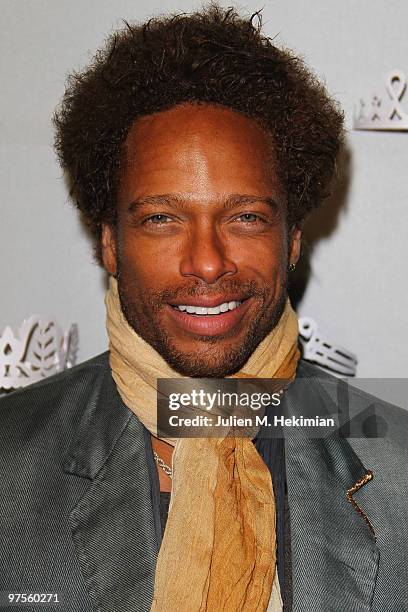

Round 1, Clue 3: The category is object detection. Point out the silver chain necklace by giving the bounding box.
[153,450,173,479]
[152,388,286,481]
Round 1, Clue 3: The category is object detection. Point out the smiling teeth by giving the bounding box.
[176,301,242,315]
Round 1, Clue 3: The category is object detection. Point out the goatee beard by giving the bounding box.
[117,273,287,378]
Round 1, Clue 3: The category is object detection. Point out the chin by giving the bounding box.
[151,335,257,378]
[162,354,245,378]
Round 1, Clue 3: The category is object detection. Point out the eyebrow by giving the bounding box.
[126,193,281,213]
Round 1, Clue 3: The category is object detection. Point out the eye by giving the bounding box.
[144,214,172,225]
[236,213,264,223]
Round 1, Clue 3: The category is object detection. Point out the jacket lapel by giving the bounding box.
[63,365,160,612]
[284,367,379,612]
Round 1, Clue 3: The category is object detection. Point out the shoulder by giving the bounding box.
[296,359,408,453]
[0,352,111,449]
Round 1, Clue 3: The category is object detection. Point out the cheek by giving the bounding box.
[118,232,181,289]
[229,234,288,279]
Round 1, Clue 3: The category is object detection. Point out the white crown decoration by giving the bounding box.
[0,316,79,391]
[353,69,408,131]
[298,317,358,376]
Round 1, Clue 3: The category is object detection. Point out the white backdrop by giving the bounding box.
[1,0,407,377]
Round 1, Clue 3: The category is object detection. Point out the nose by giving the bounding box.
[179,224,237,284]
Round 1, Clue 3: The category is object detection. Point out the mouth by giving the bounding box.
[166,297,252,337]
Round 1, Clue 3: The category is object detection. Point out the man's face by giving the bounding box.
[102,104,300,377]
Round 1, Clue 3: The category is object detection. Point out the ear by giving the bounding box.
[101,223,117,276]
[289,226,302,266]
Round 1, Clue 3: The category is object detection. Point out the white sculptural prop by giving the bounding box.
[354,69,408,131]
[298,317,358,376]
[0,317,78,391]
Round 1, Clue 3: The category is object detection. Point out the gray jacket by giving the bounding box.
[0,353,407,612]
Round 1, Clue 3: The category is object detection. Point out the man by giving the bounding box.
[0,5,407,612]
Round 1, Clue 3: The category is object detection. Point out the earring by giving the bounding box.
[289,263,296,272]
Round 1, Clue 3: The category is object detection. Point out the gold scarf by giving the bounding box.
[106,277,300,611]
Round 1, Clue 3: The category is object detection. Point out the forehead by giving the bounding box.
[119,103,284,203]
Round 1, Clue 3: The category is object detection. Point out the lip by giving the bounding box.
[166,298,252,337]
[168,295,247,308]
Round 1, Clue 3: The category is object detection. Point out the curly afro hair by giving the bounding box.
[54,4,344,262]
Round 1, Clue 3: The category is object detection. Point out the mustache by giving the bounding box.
[118,274,270,306]
[150,279,267,303]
